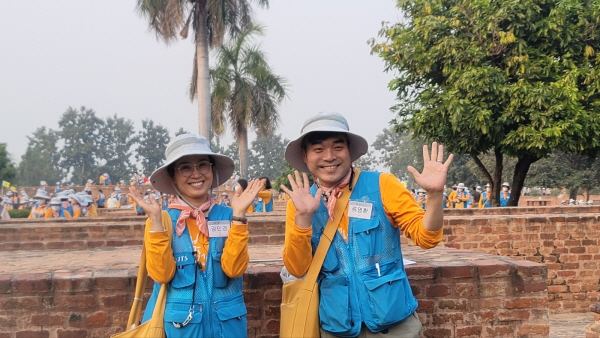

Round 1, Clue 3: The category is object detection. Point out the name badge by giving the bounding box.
[348,201,373,220]
[208,220,230,237]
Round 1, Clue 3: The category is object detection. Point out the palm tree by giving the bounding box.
[211,25,287,178]
[136,0,268,142]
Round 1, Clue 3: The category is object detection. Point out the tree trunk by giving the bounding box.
[238,128,249,179]
[195,7,212,142]
[583,188,589,202]
[492,148,503,207]
[569,188,578,201]
[509,155,537,206]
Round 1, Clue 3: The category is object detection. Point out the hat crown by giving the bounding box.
[165,134,212,162]
[300,112,350,134]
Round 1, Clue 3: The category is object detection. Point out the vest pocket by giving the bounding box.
[215,297,248,338]
[171,252,196,288]
[353,221,384,257]
[319,275,352,333]
[362,268,413,327]
[164,302,203,337]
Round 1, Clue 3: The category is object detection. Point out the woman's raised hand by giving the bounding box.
[231,179,262,217]
[128,186,161,218]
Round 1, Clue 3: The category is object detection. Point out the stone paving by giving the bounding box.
[0,244,595,336]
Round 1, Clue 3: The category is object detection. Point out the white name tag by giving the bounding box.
[348,201,373,220]
[208,220,230,237]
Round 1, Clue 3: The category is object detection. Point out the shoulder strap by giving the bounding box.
[304,171,360,284]
[126,211,173,329]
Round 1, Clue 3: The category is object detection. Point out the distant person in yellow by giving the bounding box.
[254,177,273,212]
[45,197,71,218]
[29,189,52,218]
[453,183,469,208]
[83,187,98,216]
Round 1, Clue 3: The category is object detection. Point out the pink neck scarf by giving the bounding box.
[169,195,214,237]
[318,168,353,220]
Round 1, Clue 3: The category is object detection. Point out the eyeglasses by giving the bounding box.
[177,162,212,177]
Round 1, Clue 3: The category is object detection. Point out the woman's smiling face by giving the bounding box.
[172,155,213,206]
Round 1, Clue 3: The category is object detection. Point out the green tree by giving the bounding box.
[222,141,240,178]
[98,115,138,185]
[17,127,63,186]
[273,163,295,192]
[58,107,104,185]
[353,151,379,172]
[372,128,424,185]
[371,0,600,206]
[175,127,190,136]
[248,133,288,180]
[136,0,268,142]
[136,119,171,176]
[0,143,17,186]
[211,25,287,178]
[527,151,600,200]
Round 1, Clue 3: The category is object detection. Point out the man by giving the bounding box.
[500,182,511,207]
[453,183,469,208]
[479,184,492,208]
[471,186,481,208]
[280,112,453,338]
[95,189,106,208]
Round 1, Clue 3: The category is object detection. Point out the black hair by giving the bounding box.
[99,189,103,193]
[237,179,249,191]
[300,132,350,153]
[166,155,215,177]
[259,176,272,190]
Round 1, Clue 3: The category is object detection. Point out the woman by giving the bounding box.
[28,188,51,218]
[45,197,71,218]
[254,176,273,212]
[128,134,262,338]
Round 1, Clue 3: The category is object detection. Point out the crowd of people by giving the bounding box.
[409,182,507,209]
[0,173,281,220]
[0,181,98,219]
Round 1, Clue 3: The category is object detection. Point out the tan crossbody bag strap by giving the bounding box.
[126,212,173,329]
[304,171,359,284]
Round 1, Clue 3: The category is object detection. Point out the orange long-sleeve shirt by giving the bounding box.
[283,172,443,278]
[257,190,272,212]
[145,210,250,284]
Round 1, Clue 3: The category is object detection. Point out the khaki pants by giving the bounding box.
[320,312,422,338]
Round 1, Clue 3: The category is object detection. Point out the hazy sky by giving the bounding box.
[0,1,402,166]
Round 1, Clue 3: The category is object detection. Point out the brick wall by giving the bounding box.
[0,247,549,338]
[432,206,600,313]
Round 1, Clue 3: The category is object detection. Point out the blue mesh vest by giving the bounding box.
[158,205,248,338]
[310,171,418,337]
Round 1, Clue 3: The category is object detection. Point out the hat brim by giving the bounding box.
[284,129,368,173]
[150,153,234,196]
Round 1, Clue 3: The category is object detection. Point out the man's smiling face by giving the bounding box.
[303,133,351,189]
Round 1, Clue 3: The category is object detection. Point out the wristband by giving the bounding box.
[231,216,248,223]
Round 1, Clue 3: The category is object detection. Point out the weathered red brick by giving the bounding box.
[13,273,52,293]
[506,297,548,309]
[57,329,89,338]
[30,314,65,326]
[84,312,109,327]
[263,288,281,301]
[425,284,451,298]
[16,331,49,338]
[456,325,482,337]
